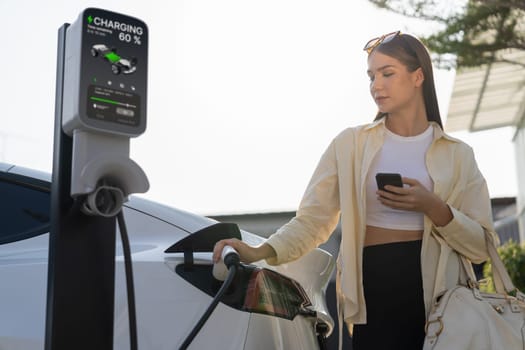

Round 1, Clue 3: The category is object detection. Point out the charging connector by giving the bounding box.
[212,245,240,281]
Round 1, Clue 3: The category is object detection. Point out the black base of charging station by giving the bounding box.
[45,23,117,350]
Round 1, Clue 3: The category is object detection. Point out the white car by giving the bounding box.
[0,163,334,350]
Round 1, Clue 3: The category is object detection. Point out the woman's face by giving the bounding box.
[367,51,423,115]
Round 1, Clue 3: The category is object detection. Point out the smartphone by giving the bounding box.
[375,173,403,192]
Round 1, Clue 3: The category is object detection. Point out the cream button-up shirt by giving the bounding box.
[265,117,497,335]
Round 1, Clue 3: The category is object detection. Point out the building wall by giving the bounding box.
[491,197,520,243]
[514,123,525,242]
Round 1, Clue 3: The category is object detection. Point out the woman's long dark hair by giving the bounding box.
[371,33,443,129]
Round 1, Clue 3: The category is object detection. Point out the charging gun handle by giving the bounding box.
[212,245,239,281]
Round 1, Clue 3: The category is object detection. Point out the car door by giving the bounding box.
[0,169,51,349]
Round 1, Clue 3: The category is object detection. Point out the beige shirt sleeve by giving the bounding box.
[433,145,497,264]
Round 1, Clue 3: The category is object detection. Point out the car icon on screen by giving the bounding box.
[91,44,137,75]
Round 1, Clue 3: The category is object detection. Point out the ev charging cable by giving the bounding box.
[79,182,139,350]
[179,245,240,350]
[117,210,138,350]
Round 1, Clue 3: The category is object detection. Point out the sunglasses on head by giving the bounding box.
[363,31,401,55]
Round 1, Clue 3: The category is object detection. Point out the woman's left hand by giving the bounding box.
[377,177,453,226]
[377,177,434,213]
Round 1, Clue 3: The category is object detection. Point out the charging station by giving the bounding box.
[46,8,148,350]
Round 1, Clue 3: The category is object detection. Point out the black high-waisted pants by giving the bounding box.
[352,240,426,350]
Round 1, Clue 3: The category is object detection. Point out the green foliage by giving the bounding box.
[481,240,525,293]
[368,0,525,69]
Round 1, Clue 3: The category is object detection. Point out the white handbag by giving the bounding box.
[424,232,525,350]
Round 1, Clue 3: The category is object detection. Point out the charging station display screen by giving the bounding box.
[79,8,147,133]
[88,85,140,127]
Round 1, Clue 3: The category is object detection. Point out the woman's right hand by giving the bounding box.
[213,239,276,264]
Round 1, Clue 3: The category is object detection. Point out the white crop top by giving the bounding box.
[366,125,434,230]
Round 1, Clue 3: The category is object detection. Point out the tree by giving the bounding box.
[368,0,525,68]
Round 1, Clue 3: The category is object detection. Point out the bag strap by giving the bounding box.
[484,232,517,295]
[431,230,477,294]
[432,228,523,299]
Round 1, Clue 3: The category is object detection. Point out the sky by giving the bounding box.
[0,0,518,215]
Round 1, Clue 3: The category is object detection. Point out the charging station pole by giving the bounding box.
[46,22,118,350]
[46,9,149,350]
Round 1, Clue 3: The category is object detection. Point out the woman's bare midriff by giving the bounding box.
[365,225,423,246]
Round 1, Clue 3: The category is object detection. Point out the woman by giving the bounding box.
[213,32,497,349]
